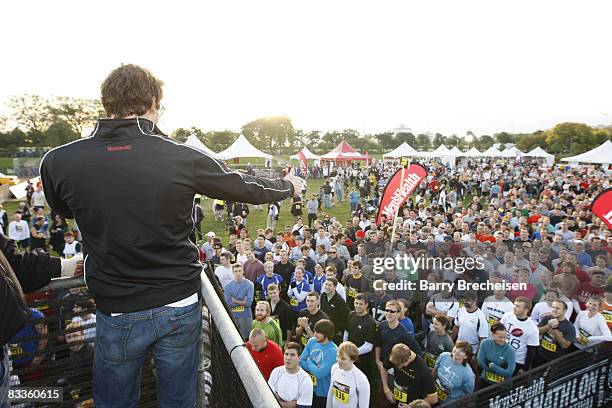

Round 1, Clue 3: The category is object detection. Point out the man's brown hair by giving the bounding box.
[101,64,164,118]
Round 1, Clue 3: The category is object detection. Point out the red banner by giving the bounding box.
[376,163,427,224]
[592,188,612,229]
[296,151,308,171]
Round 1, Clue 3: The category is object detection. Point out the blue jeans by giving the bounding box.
[94,301,201,408]
[323,194,331,208]
[0,345,9,408]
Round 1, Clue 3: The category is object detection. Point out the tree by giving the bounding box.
[49,97,105,136]
[432,133,445,148]
[374,132,395,153]
[395,132,416,148]
[320,131,344,152]
[171,128,191,143]
[495,132,515,145]
[7,95,53,132]
[444,135,461,148]
[516,132,548,152]
[42,121,80,146]
[0,127,28,149]
[416,134,430,151]
[204,130,238,152]
[305,130,322,150]
[476,135,495,150]
[545,122,594,155]
[241,116,294,154]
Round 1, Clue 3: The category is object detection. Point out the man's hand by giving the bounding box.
[285,167,305,194]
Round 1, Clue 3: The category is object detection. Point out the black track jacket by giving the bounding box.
[40,118,294,313]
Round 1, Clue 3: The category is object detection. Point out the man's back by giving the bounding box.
[41,118,294,313]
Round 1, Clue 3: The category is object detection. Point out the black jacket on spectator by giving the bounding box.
[0,234,61,347]
[40,118,294,313]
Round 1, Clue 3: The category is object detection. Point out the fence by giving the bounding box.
[439,343,612,408]
[7,262,279,407]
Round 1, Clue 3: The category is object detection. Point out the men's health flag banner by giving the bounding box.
[376,163,427,225]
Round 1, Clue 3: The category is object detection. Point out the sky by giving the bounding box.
[1,1,612,137]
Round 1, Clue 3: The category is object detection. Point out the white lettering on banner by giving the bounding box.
[487,360,610,408]
[381,173,422,220]
[604,209,612,224]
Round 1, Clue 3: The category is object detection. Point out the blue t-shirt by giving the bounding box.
[10,308,45,366]
[399,317,415,336]
[224,279,254,318]
[257,274,284,300]
[312,274,326,293]
[434,352,475,400]
[299,338,338,397]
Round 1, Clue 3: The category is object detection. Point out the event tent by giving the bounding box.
[561,140,612,165]
[525,146,555,166]
[462,147,482,157]
[184,135,220,159]
[383,142,420,159]
[217,134,272,161]
[320,140,369,164]
[450,147,463,156]
[482,146,503,157]
[290,146,321,160]
[500,146,524,158]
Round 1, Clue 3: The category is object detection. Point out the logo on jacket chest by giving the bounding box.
[107,144,133,152]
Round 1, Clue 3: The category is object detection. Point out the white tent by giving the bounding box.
[500,146,524,158]
[525,146,555,166]
[383,142,420,159]
[482,146,503,157]
[450,147,463,156]
[561,140,612,165]
[290,146,321,160]
[217,134,272,160]
[431,144,456,156]
[463,147,482,157]
[184,135,220,159]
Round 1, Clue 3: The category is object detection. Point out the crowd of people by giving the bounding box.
[3,63,611,408]
[208,156,611,407]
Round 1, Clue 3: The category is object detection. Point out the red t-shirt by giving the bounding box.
[573,283,605,311]
[476,233,496,243]
[246,339,284,381]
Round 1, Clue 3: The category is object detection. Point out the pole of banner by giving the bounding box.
[390,158,410,243]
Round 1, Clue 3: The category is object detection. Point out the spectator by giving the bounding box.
[246,328,284,381]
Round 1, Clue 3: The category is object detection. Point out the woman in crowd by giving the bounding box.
[326,341,370,408]
[432,341,475,402]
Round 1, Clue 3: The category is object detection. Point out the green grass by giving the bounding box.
[1,179,356,249]
[198,178,353,245]
[0,157,14,172]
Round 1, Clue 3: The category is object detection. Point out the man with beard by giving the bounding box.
[251,301,283,346]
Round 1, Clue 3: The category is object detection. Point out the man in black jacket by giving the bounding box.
[39,64,304,408]
[1,233,64,406]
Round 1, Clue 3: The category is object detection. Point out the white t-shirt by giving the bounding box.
[482,296,514,327]
[32,191,46,207]
[500,312,539,364]
[427,293,459,325]
[326,363,370,408]
[455,308,489,352]
[215,265,234,289]
[268,366,313,407]
[8,220,30,241]
[573,311,612,349]
[530,301,572,324]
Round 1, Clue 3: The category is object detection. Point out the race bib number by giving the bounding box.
[604,313,612,323]
[231,305,245,313]
[485,370,504,383]
[290,298,299,307]
[347,287,358,298]
[9,343,23,357]
[435,379,449,401]
[487,316,500,326]
[579,329,591,344]
[541,336,557,352]
[424,352,437,368]
[301,336,309,346]
[308,372,317,386]
[393,385,408,403]
[333,381,350,404]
